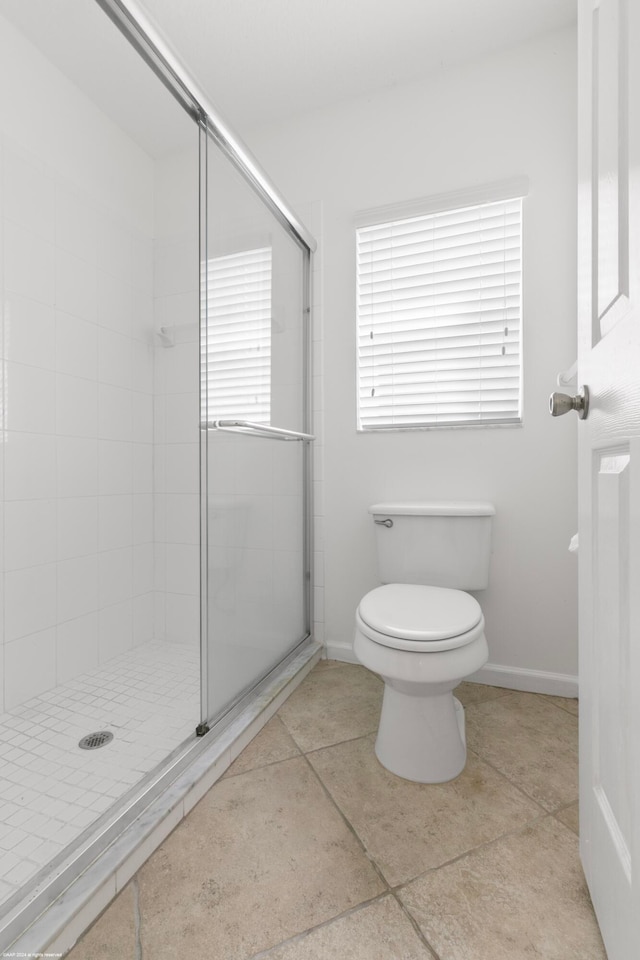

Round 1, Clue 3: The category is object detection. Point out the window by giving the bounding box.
[356,191,523,429]
[201,246,272,424]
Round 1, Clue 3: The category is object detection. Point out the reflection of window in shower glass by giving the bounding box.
[201,246,273,422]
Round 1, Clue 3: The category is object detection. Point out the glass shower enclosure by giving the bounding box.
[201,129,313,725]
[98,0,317,729]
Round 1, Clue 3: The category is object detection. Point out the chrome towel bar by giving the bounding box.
[206,419,315,442]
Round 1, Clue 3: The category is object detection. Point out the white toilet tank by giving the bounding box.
[369,501,495,590]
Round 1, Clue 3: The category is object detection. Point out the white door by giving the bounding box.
[577,1,640,957]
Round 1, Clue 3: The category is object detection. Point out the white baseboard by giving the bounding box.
[469,663,578,698]
[324,643,578,699]
[324,641,359,664]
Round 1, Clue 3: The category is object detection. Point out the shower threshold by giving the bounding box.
[1,637,321,957]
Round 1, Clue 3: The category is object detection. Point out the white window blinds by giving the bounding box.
[356,196,522,429]
[201,246,272,423]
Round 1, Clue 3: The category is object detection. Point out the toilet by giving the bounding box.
[354,501,495,784]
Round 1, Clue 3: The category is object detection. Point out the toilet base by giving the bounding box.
[375,686,467,783]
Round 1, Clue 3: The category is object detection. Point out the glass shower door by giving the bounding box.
[201,128,312,724]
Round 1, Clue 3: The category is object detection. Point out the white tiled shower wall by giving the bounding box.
[152,151,200,648]
[0,138,156,713]
[0,12,160,714]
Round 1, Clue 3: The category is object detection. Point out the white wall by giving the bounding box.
[0,13,156,710]
[247,28,579,692]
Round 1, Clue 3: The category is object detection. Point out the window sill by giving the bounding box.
[357,420,523,433]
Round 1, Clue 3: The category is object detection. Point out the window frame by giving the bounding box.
[355,178,528,432]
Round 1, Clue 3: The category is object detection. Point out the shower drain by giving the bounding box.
[78,730,114,750]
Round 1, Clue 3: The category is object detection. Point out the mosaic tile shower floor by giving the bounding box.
[0,639,199,905]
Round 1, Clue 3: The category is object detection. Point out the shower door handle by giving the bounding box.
[207,419,315,442]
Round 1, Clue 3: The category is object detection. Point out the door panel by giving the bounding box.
[201,129,311,724]
[593,0,628,334]
[578,0,640,954]
[593,448,631,869]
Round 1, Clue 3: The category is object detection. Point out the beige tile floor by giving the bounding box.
[67,661,607,960]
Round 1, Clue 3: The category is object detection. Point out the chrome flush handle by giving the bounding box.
[374,518,394,528]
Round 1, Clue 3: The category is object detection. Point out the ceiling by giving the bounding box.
[0,0,576,156]
[137,0,577,131]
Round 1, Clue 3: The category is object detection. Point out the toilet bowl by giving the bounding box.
[355,583,488,782]
[353,502,494,784]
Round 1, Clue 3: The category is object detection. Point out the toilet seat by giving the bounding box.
[357,583,484,653]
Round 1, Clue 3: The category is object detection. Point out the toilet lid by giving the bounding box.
[358,583,482,642]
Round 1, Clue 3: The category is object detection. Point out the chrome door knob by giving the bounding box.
[549,386,590,420]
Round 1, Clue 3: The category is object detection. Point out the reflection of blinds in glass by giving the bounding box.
[357,198,522,429]
[201,246,272,423]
